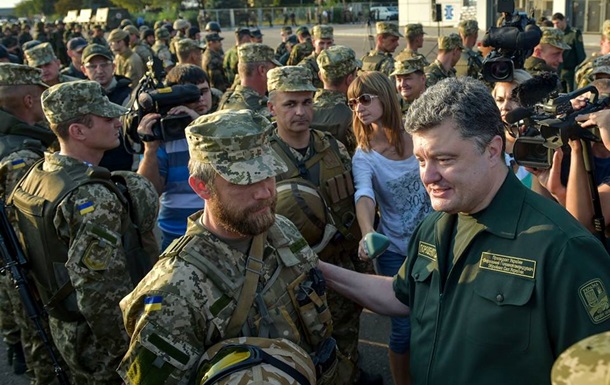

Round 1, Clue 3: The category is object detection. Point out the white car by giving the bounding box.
[370,6,399,21]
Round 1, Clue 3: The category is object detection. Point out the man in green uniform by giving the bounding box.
[391,56,427,116]
[575,20,610,89]
[287,26,314,66]
[107,28,145,86]
[424,33,463,88]
[396,23,428,65]
[201,33,229,92]
[24,42,79,86]
[590,54,610,81]
[312,45,361,154]
[175,38,204,67]
[169,18,190,56]
[360,22,402,76]
[551,13,586,92]
[455,19,482,79]
[124,25,156,66]
[524,27,570,77]
[275,26,292,60]
[318,76,610,385]
[152,27,174,75]
[118,109,340,385]
[298,24,334,89]
[223,27,251,87]
[218,43,280,120]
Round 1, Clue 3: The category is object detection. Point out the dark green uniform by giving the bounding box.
[424,59,456,88]
[524,55,557,77]
[393,172,610,385]
[455,47,483,79]
[559,25,586,92]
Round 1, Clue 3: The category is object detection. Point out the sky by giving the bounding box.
[3,0,21,8]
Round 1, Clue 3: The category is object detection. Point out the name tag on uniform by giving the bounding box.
[418,241,437,261]
[479,252,536,279]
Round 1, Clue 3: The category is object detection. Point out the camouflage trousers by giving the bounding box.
[0,272,21,345]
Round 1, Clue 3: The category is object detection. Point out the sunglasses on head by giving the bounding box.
[347,94,379,111]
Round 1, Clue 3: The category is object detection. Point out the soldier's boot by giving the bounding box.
[8,341,27,374]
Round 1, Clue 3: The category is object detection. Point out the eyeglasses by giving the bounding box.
[84,61,112,71]
[347,94,379,111]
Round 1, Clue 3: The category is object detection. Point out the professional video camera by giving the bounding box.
[480,0,542,82]
[506,85,610,169]
[122,60,201,153]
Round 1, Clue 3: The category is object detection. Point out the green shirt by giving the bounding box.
[393,171,610,385]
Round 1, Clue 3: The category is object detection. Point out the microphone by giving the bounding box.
[505,107,532,125]
[512,72,560,108]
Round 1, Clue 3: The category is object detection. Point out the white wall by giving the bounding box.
[399,0,463,27]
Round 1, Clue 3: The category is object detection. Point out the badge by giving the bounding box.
[479,252,536,279]
[579,279,610,324]
[418,241,437,261]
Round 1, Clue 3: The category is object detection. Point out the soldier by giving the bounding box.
[175,37,204,66]
[218,43,280,120]
[590,54,610,82]
[575,21,610,89]
[298,24,334,89]
[51,20,68,66]
[24,42,79,86]
[360,22,402,76]
[202,33,230,92]
[424,33,463,88]
[141,29,155,49]
[312,46,361,154]
[118,108,340,385]
[455,19,483,79]
[152,27,175,74]
[525,28,571,77]
[124,25,156,66]
[287,26,314,65]
[551,13,586,92]
[9,80,159,385]
[250,28,264,43]
[170,18,190,56]
[61,37,88,79]
[108,28,145,86]
[90,25,108,47]
[391,56,427,116]
[223,27,251,86]
[396,23,428,65]
[279,35,298,65]
[205,21,222,34]
[17,23,33,48]
[275,26,293,60]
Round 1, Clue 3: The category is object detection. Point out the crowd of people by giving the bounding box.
[0,10,609,385]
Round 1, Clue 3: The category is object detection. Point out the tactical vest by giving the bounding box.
[270,130,360,252]
[10,160,153,322]
[0,134,47,161]
[360,53,386,72]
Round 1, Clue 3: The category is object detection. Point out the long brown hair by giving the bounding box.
[348,71,404,156]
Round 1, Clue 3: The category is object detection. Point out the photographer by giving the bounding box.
[137,64,212,249]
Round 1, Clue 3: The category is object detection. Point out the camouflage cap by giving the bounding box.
[376,22,402,37]
[317,45,362,79]
[25,42,57,67]
[42,80,128,124]
[405,23,426,37]
[591,54,610,76]
[123,25,139,36]
[0,63,48,88]
[176,38,205,54]
[267,66,317,92]
[238,43,282,66]
[155,27,170,40]
[82,43,114,63]
[204,33,224,43]
[551,331,610,385]
[390,56,428,76]
[185,109,287,185]
[22,40,41,51]
[458,19,479,37]
[282,26,292,34]
[173,19,190,30]
[603,20,610,40]
[295,26,310,36]
[540,27,571,50]
[312,24,333,39]
[438,33,464,50]
[108,28,129,42]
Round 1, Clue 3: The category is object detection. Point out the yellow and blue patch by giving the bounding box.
[144,295,163,312]
[78,201,95,215]
[11,159,26,170]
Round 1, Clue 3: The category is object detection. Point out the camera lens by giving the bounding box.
[491,62,512,82]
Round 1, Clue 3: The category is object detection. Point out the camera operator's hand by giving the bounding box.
[569,93,591,112]
[526,149,566,205]
[168,105,200,121]
[137,113,162,152]
[576,109,610,151]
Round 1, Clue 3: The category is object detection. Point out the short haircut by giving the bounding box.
[238,61,267,77]
[405,77,505,153]
[551,13,565,21]
[165,63,209,86]
[188,158,218,190]
[51,114,93,140]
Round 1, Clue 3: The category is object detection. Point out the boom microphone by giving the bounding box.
[512,72,560,108]
[505,107,532,125]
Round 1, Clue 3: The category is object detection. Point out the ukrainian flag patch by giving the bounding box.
[144,296,163,311]
[11,159,25,170]
[78,202,95,215]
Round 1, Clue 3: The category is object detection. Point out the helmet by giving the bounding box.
[119,19,133,28]
[205,21,221,33]
[173,18,190,31]
[110,171,159,233]
[275,178,337,253]
[195,337,316,385]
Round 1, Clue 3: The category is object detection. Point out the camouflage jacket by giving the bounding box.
[218,84,272,120]
[203,48,229,93]
[298,52,323,89]
[275,41,287,60]
[311,90,356,155]
[287,40,314,66]
[152,41,174,68]
[396,48,430,66]
[133,42,156,64]
[424,59,456,88]
[360,50,395,76]
[574,52,600,89]
[223,46,239,86]
[115,48,145,86]
[524,56,557,77]
[455,47,483,79]
[118,213,322,385]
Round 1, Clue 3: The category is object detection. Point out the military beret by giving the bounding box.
[376,22,402,38]
[438,33,464,50]
[317,45,362,79]
[539,27,571,50]
[312,25,333,39]
[82,43,114,64]
[107,28,129,42]
[25,42,57,67]
[267,66,317,92]
[238,43,281,66]
[458,19,479,37]
[250,28,263,38]
[0,63,48,87]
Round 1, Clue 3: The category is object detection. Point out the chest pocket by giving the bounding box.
[411,257,436,325]
[467,271,535,351]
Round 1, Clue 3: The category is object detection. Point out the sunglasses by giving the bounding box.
[347,94,379,111]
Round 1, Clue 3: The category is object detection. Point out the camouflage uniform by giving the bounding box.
[525,28,571,77]
[590,54,610,80]
[575,21,610,89]
[288,40,314,66]
[424,34,463,88]
[133,41,156,65]
[152,28,174,70]
[360,22,402,76]
[118,110,339,385]
[24,42,80,86]
[10,81,158,385]
[202,33,230,92]
[550,331,610,385]
[397,23,429,65]
[223,45,239,86]
[391,56,428,119]
[524,56,558,76]
[108,29,146,86]
[396,48,429,66]
[455,20,482,79]
[299,52,323,89]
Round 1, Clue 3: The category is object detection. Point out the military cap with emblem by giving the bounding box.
[295,26,310,36]
[204,33,224,43]
[123,25,139,36]
[173,18,190,30]
[551,331,610,385]
[0,63,48,87]
[376,22,402,38]
[591,54,610,76]
[405,23,426,37]
[312,25,333,39]
[107,28,129,42]
[390,56,428,77]
[155,27,170,40]
[176,38,205,53]
[317,45,362,79]
[540,28,571,50]
[458,19,479,37]
[238,43,282,66]
[185,109,287,185]
[603,20,610,40]
[42,80,128,124]
[267,66,317,92]
[82,43,114,64]
[438,33,464,50]
[25,42,57,67]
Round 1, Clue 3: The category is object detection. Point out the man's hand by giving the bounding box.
[167,105,199,121]
[526,148,566,205]
[576,109,610,151]
[137,113,162,152]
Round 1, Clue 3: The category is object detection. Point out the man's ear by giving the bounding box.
[189,175,213,199]
[67,122,89,142]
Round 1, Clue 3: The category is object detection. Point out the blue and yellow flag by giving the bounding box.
[78,201,94,215]
[11,159,26,170]
[144,296,163,311]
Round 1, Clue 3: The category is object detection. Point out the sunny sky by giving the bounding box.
[3,0,21,8]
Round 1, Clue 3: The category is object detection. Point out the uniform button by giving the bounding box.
[496,294,504,303]
[414,273,420,280]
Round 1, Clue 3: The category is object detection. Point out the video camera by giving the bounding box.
[506,85,610,169]
[122,60,201,153]
[480,0,541,83]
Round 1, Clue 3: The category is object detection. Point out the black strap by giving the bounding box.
[260,349,312,385]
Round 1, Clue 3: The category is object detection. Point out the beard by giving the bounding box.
[210,194,277,236]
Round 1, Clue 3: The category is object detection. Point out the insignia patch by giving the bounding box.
[144,296,163,312]
[78,201,95,215]
[10,159,25,170]
[479,252,536,279]
[578,279,610,324]
[418,241,437,261]
[81,247,111,271]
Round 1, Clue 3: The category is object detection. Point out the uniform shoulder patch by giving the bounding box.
[578,279,610,324]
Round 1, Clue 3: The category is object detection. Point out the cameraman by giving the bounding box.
[137,64,212,249]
